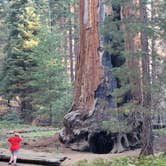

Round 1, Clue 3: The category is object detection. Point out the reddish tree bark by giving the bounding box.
[122,0,142,103]
[71,0,104,112]
[139,0,153,156]
[68,2,75,82]
[123,0,153,156]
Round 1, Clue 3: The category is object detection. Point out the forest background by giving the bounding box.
[0,0,166,163]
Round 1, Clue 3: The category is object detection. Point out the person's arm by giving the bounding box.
[17,135,23,142]
[19,136,23,142]
[8,137,11,142]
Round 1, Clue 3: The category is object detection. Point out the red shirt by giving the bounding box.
[8,136,22,151]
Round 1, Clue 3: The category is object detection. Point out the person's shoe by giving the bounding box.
[8,162,12,165]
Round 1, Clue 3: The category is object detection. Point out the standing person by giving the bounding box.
[7,133,23,166]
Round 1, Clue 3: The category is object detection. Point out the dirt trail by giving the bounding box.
[0,131,141,166]
[0,148,65,166]
[0,133,165,166]
[0,148,140,166]
[62,134,166,165]
[62,149,140,166]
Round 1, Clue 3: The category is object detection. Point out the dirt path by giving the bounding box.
[62,149,140,166]
[0,134,165,166]
[0,148,65,166]
[21,134,141,165]
[0,149,140,166]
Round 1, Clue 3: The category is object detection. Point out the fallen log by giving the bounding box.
[0,149,66,166]
[0,155,65,165]
[7,128,59,135]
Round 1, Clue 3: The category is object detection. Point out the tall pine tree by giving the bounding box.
[0,0,40,122]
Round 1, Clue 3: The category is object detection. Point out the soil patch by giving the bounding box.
[23,133,166,165]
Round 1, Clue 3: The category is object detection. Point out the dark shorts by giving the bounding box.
[11,150,19,155]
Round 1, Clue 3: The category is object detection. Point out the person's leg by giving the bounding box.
[8,152,14,164]
[13,154,17,165]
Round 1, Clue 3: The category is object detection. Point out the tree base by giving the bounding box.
[59,109,141,154]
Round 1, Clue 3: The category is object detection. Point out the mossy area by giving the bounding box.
[72,155,166,166]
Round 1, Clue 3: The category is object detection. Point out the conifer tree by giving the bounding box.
[0,0,40,121]
[102,0,154,155]
[30,27,72,126]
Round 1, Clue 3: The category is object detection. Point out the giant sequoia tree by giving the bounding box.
[60,0,143,154]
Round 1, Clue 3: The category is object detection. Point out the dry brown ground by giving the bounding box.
[61,149,140,166]
[1,133,166,166]
[22,133,166,165]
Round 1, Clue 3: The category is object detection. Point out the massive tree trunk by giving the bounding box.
[60,0,142,154]
[72,0,104,111]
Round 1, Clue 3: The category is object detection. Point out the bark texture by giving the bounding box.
[122,0,142,103]
[60,0,142,154]
[72,0,104,112]
[139,0,153,156]
[68,2,75,82]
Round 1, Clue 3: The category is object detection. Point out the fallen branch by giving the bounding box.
[7,128,59,135]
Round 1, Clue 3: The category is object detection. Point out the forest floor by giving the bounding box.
[1,135,166,166]
[22,133,166,165]
[61,149,140,165]
[21,134,140,165]
[0,123,166,165]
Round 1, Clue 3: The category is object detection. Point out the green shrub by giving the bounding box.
[72,155,166,166]
[153,128,166,135]
[1,110,22,123]
[72,159,112,166]
[52,92,73,127]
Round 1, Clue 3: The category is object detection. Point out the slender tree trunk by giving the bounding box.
[64,30,68,72]
[49,104,53,125]
[139,0,153,156]
[21,100,33,123]
[68,2,74,82]
[151,0,156,84]
[150,0,157,124]
[73,0,79,73]
[48,0,55,31]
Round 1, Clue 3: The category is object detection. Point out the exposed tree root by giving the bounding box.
[111,133,128,153]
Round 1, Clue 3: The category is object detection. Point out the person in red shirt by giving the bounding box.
[7,133,23,166]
